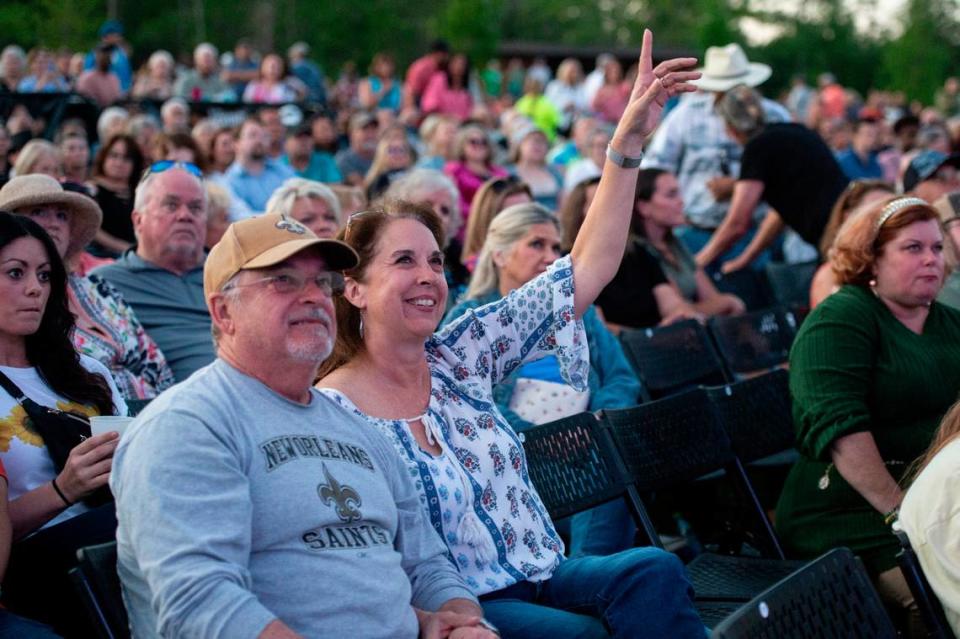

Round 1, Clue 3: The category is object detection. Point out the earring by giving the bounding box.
[358,313,364,339]
[869,278,879,298]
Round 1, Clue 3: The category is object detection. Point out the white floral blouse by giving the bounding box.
[320,256,589,595]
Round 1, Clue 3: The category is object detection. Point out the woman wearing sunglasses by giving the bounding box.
[444,124,508,235]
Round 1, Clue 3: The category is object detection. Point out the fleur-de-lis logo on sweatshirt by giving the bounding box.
[318,463,363,523]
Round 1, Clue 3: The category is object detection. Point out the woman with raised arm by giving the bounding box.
[316,32,704,638]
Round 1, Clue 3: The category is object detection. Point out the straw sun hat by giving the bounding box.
[0,174,103,259]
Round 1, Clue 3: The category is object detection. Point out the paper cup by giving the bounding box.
[89,416,135,437]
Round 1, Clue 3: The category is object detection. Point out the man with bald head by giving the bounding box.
[93,163,214,381]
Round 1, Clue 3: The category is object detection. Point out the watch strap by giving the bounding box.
[606,144,644,168]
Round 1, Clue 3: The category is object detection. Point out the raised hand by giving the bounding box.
[611,29,701,157]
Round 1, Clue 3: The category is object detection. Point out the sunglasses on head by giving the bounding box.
[140,160,204,183]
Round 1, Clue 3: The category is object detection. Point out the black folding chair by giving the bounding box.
[520,411,648,535]
[620,319,730,401]
[706,369,796,464]
[601,388,803,602]
[707,307,798,378]
[69,541,130,639]
[895,529,956,639]
[764,260,818,312]
[710,547,898,638]
[712,268,772,312]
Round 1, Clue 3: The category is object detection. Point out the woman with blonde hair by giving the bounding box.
[265,177,342,238]
[131,50,175,101]
[12,140,60,179]
[363,126,416,200]
[898,401,960,636]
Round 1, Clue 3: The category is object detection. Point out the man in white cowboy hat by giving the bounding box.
[692,85,849,273]
[111,213,494,639]
[642,43,790,268]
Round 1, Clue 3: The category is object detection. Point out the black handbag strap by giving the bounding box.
[0,369,29,404]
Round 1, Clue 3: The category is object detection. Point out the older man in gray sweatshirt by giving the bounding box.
[111,214,496,639]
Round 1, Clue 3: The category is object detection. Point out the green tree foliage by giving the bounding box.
[0,0,956,104]
[878,0,960,104]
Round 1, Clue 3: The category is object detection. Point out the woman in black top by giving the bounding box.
[88,134,144,257]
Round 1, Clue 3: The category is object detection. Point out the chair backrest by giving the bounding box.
[707,307,798,377]
[895,529,955,639]
[712,268,772,312]
[521,411,630,521]
[710,547,898,639]
[70,541,130,639]
[601,387,734,492]
[765,260,818,310]
[706,369,795,463]
[620,319,730,401]
[124,399,151,417]
[602,387,787,557]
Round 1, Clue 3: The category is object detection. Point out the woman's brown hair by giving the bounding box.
[831,196,940,287]
[819,179,894,257]
[92,134,145,192]
[558,176,600,253]
[317,200,445,379]
[460,175,531,264]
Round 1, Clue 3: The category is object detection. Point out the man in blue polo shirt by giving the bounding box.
[94,164,215,382]
[836,117,883,180]
[225,117,296,213]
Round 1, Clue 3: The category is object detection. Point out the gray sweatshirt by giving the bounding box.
[111,359,476,638]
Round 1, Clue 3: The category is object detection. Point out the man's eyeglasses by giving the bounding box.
[226,271,346,297]
[140,160,204,183]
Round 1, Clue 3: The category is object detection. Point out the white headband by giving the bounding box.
[876,197,928,231]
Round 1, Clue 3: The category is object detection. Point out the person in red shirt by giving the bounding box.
[403,40,450,111]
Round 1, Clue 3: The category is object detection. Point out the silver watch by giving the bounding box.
[606,144,644,168]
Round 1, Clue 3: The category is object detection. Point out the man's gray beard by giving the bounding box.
[286,334,333,363]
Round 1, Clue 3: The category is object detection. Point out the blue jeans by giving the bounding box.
[480,547,705,638]
[0,610,60,639]
[569,500,637,558]
[676,225,775,276]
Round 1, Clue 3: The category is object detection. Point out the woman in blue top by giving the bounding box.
[445,203,642,559]
[359,52,402,113]
[317,31,705,638]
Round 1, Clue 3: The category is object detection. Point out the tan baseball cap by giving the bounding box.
[203,214,358,299]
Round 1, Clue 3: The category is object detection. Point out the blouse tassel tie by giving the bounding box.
[421,411,497,564]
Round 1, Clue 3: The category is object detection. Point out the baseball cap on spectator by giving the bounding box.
[349,111,377,131]
[279,104,304,129]
[98,20,124,38]
[204,214,358,299]
[903,150,960,193]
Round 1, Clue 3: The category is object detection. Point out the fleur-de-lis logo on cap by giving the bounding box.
[317,463,362,523]
[276,215,307,235]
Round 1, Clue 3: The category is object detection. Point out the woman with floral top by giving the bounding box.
[317,31,705,638]
[0,174,174,400]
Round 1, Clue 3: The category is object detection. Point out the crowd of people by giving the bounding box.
[1,17,960,639]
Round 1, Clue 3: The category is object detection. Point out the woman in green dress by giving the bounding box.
[776,196,960,628]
